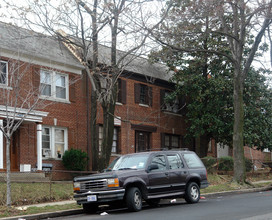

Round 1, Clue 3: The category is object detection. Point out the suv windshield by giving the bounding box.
[112,154,149,170]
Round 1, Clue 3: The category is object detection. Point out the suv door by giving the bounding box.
[147,154,170,195]
[166,153,187,192]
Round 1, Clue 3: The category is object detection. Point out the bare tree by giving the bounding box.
[153,0,272,184]
[4,0,172,170]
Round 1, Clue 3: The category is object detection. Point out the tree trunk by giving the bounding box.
[6,137,11,206]
[90,91,98,171]
[233,68,246,183]
[100,85,117,170]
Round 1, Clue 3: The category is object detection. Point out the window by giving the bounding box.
[150,155,166,171]
[0,61,8,85]
[140,84,148,104]
[40,70,68,100]
[135,131,150,152]
[160,89,185,114]
[167,154,184,169]
[134,83,152,106]
[162,134,180,149]
[98,125,119,154]
[42,126,68,159]
[183,153,203,168]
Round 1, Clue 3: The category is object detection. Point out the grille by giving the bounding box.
[80,179,107,190]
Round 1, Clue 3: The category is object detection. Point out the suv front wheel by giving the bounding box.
[126,187,142,211]
[184,182,200,204]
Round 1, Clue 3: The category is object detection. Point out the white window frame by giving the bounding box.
[40,69,69,102]
[42,126,68,159]
[98,125,119,154]
[0,60,8,87]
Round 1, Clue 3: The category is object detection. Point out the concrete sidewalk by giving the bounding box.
[2,182,272,220]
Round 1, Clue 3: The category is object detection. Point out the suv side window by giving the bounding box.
[183,153,203,168]
[150,155,167,171]
[167,154,184,169]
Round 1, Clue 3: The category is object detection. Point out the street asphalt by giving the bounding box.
[2,181,272,220]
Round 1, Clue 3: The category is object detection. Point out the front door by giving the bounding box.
[10,129,20,171]
[135,131,150,152]
[147,154,170,195]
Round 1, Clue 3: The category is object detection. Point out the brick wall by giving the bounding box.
[1,58,189,177]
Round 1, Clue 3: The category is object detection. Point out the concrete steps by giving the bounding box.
[0,172,50,182]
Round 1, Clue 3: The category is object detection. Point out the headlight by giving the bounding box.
[107,178,119,187]
[73,182,80,191]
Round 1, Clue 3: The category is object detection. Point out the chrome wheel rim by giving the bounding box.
[134,191,141,208]
[190,186,199,200]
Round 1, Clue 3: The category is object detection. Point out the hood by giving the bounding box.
[74,171,117,182]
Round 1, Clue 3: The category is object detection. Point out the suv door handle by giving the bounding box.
[165,173,169,176]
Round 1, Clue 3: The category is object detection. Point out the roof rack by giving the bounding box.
[136,147,190,153]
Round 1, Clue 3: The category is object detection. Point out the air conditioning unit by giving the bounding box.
[42,148,51,157]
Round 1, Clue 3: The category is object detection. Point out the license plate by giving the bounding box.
[87,195,97,202]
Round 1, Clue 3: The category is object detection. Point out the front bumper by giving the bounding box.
[74,189,125,204]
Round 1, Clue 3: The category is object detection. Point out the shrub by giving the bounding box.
[62,148,89,171]
[218,156,233,171]
[201,156,217,173]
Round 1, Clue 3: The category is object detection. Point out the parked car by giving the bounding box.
[73,149,209,213]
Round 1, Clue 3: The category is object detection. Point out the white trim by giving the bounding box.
[0,105,48,123]
[37,124,42,171]
[0,120,3,169]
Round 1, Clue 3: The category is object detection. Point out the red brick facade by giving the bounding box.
[0,56,188,178]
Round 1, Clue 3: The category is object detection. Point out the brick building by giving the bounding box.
[0,22,188,175]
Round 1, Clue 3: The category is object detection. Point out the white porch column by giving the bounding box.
[37,123,42,171]
[0,119,3,169]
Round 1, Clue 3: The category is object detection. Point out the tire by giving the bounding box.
[146,199,160,207]
[184,182,200,204]
[82,203,98,214]
[126,187,142,211]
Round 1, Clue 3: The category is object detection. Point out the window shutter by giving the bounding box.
[69,75,76,103]
[121,79,127,104]
[148,86,153,107]
[32,67,40,94]
[134,83,140,103]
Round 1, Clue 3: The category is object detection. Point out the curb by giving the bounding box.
[2,209,83,220]
[202,184,272,198]
[2,185,272,220]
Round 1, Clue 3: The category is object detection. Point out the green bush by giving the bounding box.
[218,156,233,171]
[201,156,217,173]
[62,148,89,171]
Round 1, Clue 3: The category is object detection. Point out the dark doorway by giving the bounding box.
[10,129,20,171]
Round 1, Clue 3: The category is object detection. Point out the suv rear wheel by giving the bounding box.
[126,187,142,211]
[184,182,200,204]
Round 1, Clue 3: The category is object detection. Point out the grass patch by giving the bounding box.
[0,182,73,206]
[201,173,272,194]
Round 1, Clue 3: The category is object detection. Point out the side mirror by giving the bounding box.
[147,164,159,172]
